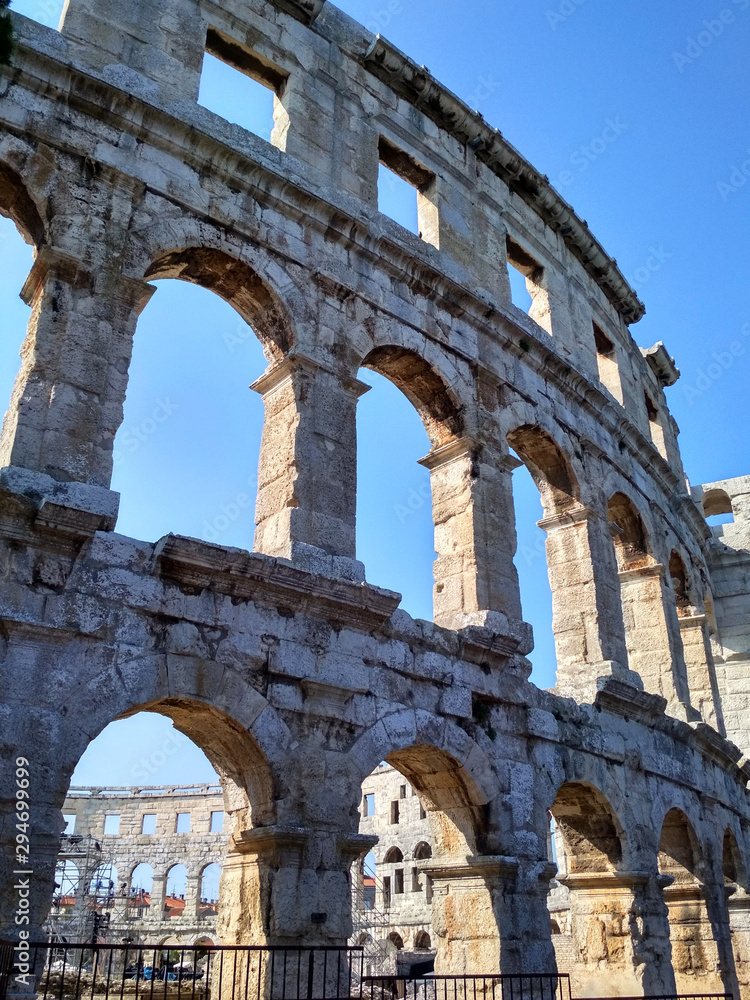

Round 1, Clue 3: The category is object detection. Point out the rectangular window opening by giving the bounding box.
[411,867,422,892]
[199,28,288,145]
[176,812,191,833]
[363,793,375,817]
[419,804,427,820]
[399,784,407,800]
[63,815,76,835]
[141,813,157,835]
[378,136,438,245]
[506,234,551,332]
[593,321,623,403]
[390,800,400,824]
[103,814,120,836]
[644,391,668,459]
[210,810,224,833]
[383,876,391,910]
[394,869,404,894]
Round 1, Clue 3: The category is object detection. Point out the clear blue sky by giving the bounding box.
[1,0,749,785]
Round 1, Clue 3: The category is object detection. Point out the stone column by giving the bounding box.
[618,565,693,719]
[419,441,524,629]
[662,881,727,994]
[558,871,675,996]
[419,856,517,973]
[185,873,201,921]
[0,247,155,488]
[679,614,724,731]
[538,505,636,702]
[251,356,369,580]
[728,890,750,1000]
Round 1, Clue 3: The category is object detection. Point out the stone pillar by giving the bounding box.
[679,614,724,731]
[419,856,517,973]
[185,873,201,920]
[618,565,693,719]
[251,357,369,580]
[558,872,675,997]
[0,247,155,488]
[662,881,727,994]
[728,890,750,1000]
[419,441,524,628]
[538,505,636,702]
[498,861,558,975]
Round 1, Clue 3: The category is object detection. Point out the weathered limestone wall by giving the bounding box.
[0,0,749,994]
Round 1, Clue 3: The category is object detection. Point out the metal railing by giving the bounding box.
[0,943,363,1000]
[360,974,573,1000]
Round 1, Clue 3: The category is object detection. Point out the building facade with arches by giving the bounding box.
[1,0,750,998]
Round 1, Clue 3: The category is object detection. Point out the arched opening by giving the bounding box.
[608,493,683,704]
[703,490,734,527]
[130,863,153,914]
[670,552,693,617]
[199,863,222,916]
[49,699,275,948]
[52,861,79,914]
[414,930,431,951]
[548,783,636,995]
[111,262,271,548]
[388,932,404,951]
[723,829,750,994]
[0,169,41,467]
[165,864,189,917]
[659,808,723,992]
[723,830,746,889]
[508,427,603,699]
[357,346,464,622]
[356,739,493,975]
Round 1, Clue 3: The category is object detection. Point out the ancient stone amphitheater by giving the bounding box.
[1,0,750,997]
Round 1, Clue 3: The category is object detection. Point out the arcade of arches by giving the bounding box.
[3,1,750,999]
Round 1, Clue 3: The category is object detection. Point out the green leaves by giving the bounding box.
[0,0,14,67]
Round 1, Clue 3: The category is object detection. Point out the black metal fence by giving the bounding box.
[361,974,572,1000]
[0,943,362,1000]
[0,945,736,1000]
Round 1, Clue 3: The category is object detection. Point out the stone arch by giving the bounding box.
[703,489,734,520]
[0,159,46,247]
[549,781,624,875]
[607,492,651,571]
[658,807,702,884]
[414,842,432,860]
[388,931,404,951]
[414,930,432,950]
[723,828,747,889]
[360,344,464,448]
[383,847,404,863]
[507,424,579,516]
[144,246,295,363]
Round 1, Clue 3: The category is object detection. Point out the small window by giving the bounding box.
[399,785,407,800]
[103,814,120,836]
[411,867,422,892]
[176,812,191,833]
[593,321,623,403]
[378,136,438,245]
[210,811,224,833]
[506,235,551,333]
[141,814,157,835]
[394,869,404,894]
[425,875,433,903]
[390,801,400,825]
[382,876,391,910]
[63,815,76,834]
[199,28,287,143]
[363,793,375,817]
[419,804,427,820]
